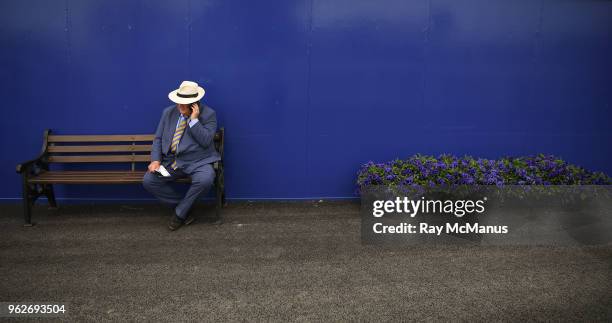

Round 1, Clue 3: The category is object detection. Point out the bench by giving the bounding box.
[16,128,225,226]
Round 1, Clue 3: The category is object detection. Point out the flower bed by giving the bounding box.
[357,154,611,192]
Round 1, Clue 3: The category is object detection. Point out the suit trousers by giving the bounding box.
[143,163,215,219]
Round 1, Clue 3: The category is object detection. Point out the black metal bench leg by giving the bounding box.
[22,183,33,227]
[215,170,223,224]
[215,185,223,224]
[45,184,58,209]
[23,198,33,226]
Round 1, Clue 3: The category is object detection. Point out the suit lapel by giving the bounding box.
[164,108,179,152]
[168,108,180,136]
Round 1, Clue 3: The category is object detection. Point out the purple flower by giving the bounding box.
[357,154,611,189]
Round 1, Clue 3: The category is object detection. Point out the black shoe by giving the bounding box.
[168,211,196,231]
[168,215,184,231]
[183,210,196,226]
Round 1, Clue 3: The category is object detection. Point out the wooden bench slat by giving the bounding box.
[30,178,144,184]
[48,145,152,153]
[48,155,151,163]
[36,173,145,178]
[29,171,190,184]
[48,134,155,143]
[30,179,190,184]
[37,170,147,175]
[36,176,146,180]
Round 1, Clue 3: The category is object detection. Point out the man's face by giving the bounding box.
[177,103,191,116]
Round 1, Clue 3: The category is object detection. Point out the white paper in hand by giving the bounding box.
[156,165,171,177]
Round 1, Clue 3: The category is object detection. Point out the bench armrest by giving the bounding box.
[16,154,47,174]
[16,129,51,174]
[213,160,223,171]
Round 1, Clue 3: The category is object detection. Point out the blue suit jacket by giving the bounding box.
[151,104,221,174]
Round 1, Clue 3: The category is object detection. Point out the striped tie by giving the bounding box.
[170,116,188,169]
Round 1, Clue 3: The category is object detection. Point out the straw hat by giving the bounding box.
[168,81,205,104]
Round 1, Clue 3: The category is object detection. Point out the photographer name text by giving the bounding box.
[371,197,508,235]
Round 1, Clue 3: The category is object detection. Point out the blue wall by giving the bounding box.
[1,0,611,201]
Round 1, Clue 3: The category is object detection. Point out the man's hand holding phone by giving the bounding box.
[148,161,161,173]
[190,103,200,120]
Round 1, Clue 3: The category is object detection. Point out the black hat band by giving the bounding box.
[177,92,198,98]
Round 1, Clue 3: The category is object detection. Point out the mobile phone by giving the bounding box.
[190,101,200,113]
[189,101,201,112]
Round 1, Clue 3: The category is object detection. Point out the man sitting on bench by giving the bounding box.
[143,81,221,231]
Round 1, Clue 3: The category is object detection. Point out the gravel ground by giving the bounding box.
[1,201,610,321]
